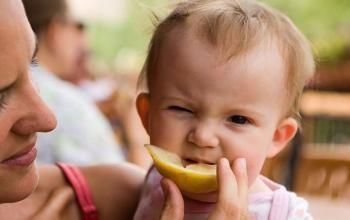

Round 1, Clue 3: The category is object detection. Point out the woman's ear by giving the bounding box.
[268,117,298,158]
[136,93,150,134]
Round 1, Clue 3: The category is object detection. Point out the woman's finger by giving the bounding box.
[160,178,184,220]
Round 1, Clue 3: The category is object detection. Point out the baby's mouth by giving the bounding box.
[182,158,197,167]
[146,144,218,193]
[182,158,216,167]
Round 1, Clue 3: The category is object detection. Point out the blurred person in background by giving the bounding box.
[0,1,145,219]
[22,0,125,165]
[51,3,152,169]
[23,0,151,169]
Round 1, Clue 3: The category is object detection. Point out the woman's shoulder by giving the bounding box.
[38,162,145,189]
[38,163,146,219]
[37,165,68,189]
[79,163,146,219]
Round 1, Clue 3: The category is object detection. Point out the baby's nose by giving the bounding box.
[187,121,219,148]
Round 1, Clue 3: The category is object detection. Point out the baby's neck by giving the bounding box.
[249,176,273,194]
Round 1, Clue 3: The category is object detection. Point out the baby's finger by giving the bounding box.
[233,158,248,201]
[232,158,249,219]
[208,158,240,219]
[217,157,238,202]
[160,178,184,220]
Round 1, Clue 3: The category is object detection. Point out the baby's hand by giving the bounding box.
[208,158,249,219]
[160,158,249,220]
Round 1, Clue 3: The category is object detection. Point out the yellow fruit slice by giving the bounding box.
[145,144,217,193]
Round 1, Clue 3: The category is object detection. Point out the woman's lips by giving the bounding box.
[2,147,37,166]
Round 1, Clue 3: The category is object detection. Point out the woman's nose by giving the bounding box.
[187,121,219,148]
[11,80,57,135]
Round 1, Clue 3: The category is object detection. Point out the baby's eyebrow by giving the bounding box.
[228,107,264,118]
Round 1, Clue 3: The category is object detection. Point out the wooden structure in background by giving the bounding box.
[261,144,292,185]
[262,90,350,194]
[295,91,350,198]
[294,148,350,199]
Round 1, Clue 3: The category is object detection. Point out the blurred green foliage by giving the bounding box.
[263,0,350,64]
[87,0,165,73]
[87,0,350,72]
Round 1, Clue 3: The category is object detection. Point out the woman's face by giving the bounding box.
[0,0,56,203]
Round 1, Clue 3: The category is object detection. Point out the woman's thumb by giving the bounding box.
[160,178,184,220]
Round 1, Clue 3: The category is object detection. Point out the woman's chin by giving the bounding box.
[0,163,39,203]
[182,190,218,203]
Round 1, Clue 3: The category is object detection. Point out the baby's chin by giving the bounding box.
[182,190,218,203]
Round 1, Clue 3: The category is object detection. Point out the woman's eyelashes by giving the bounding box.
[30,57,39,67]
[0,83,13,111]
[0,92,9,110]
[167,105,193,113]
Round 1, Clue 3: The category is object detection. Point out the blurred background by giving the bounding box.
[72,0,350,73]
[42,0,350,219]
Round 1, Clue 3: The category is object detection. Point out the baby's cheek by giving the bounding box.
[245,152,267,186]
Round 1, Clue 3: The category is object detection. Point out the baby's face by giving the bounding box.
[139,29,297,191]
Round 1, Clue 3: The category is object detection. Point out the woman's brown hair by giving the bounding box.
[22,0,68,35]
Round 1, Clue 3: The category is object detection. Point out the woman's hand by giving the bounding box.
[159,178,184,220]
[160,158,249,220]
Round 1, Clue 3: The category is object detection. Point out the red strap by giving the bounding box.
[57,163,99,220]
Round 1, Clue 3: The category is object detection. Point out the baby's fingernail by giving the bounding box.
[219,157,229,167]
[236,158,246,171]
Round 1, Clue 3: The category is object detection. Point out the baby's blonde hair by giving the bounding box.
[138,0,315,120]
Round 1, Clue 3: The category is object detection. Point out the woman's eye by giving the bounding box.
[0,84,12,111]
[167,105,193,113]
[0,93,9,110]
[228,115,249,125]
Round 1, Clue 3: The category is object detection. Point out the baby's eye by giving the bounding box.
[167,105,193,113]
[228,115,249,125]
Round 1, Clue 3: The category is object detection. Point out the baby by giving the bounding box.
[134,0,315,219]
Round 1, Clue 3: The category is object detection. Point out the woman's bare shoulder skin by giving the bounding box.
[80,163,146,220]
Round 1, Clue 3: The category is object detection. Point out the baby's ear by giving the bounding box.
[136,93,150,134]
[268,117,298,158]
